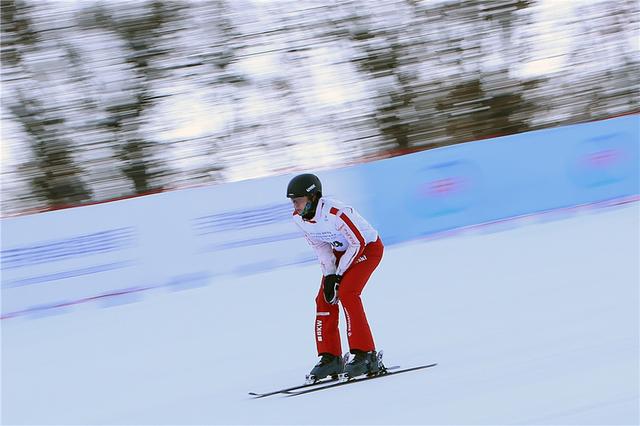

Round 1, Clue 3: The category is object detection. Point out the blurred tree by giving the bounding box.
[9,95,93,207]
[343,8,418,151]
[1,0,92,207]
[195,0,249,180]
[0,0,37,68]
[343,0,539,151]
[565,0,640,122]
[203,0,247,83]
[1,0,638,214]
[78,1,185,194]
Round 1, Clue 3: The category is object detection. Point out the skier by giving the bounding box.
[287,173,384,381]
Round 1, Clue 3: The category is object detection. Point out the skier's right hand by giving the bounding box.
[323,274,341,305]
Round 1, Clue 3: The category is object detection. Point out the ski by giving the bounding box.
[249,377,339,398]
[249,353,350,398]
[248,365,402,398]
[285,363,437,397]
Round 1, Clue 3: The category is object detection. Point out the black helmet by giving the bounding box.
[286,173,322,198]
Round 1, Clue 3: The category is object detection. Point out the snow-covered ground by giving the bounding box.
[2,204,638,425]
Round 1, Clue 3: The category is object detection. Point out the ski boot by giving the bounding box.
[305,353,345,384]
[339,350,385,381]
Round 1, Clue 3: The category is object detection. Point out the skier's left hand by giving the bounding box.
[323,274,341,305]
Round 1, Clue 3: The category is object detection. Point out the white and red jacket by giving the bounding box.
[292,197,379,276]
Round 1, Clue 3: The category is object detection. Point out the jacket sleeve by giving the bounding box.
[334,210,367,276]
[305,235,337,276]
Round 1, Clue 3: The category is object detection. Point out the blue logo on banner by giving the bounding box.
[409,160,480,217]
[570,133,633,187]
[192,203,291,235]
[1,228,135,270]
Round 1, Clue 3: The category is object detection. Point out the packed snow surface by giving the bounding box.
[3,204,639,425]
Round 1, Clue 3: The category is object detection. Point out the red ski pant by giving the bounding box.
[315,237,384,356]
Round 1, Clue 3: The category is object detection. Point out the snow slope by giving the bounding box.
[2,204,639,425]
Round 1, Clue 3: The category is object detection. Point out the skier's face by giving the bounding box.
[291,196,310,215]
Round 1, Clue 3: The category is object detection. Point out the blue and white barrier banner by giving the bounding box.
[361,115,639,244]
[1,170,368,318]
[1,115,638,319]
